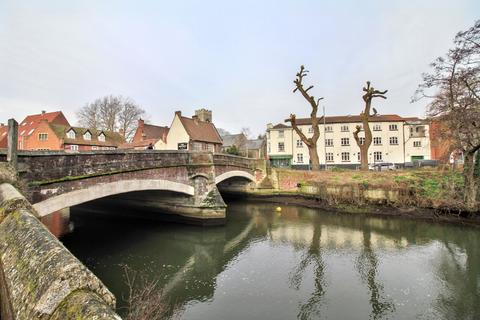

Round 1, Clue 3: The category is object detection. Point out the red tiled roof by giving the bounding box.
[0,125,7,148]
[292,114,420,125]
[180,116,222,144]
[18,111,70,139]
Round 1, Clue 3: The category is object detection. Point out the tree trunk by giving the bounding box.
[309,145,321,171]
[464,151,478,210]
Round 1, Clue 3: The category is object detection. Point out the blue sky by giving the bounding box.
[0,0,478,136]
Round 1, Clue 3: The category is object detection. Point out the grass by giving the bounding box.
[275,167,466,208]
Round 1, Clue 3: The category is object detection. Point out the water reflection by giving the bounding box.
[61,201,480,320]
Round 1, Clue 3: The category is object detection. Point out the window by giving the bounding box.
[325,139,334,147]
[389,124,398,131]
[389,137,398,145]
[70,145,79,151]
[358,153,361,161]
[98,133,105,142]
[326,152,334,162]
[357,124,364,131]
[67,130,75,139]
[278,130,284,138]
[373,124,382,131]
[296,140,303,148]
[91,146,98,150]
[374,151,382,162]
[325,125,333,132]
[308,127,314,133]
[278,142,285,152]
[38,133,48,141]
[359,137,365,145]
[341,125,349,132]
[268,142,271,153]
[341,152,350,162]
[192,142,202,151]
[373,137,382,145]
[297,153,304,163]
[207,144,215,152]
[413,141,421,147]
[83,131,91,140]
[341,138,350,146]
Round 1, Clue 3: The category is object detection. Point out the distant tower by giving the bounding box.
[195,108,212,122]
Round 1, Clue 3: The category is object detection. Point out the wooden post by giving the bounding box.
[7,118,18,169]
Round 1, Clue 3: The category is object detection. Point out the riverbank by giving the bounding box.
[236,167,480,226]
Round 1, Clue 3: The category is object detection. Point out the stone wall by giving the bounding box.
[0,183,121,320]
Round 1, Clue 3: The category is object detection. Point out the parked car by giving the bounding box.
[369,162,396,171]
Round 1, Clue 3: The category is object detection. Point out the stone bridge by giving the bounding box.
[2,150,265,225]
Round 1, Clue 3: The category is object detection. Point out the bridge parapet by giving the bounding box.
[14,150,212,183]
[0,183,120,319]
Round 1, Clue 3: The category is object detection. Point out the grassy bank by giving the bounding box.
[258,167,470,214]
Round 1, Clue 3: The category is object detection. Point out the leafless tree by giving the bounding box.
[414,20,480,210]
[353,82,388,171]
[286,65,323,171]
[77,95,145,141]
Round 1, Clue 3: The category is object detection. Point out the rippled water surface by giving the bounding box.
[62,201,480,320]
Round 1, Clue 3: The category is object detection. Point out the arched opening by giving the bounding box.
[33,179,194,217]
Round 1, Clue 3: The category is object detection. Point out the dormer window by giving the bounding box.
[83,131,91,140]
[67,130,76,139]
[98,133,105,142]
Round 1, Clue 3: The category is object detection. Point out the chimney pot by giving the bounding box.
[41,110,46,115]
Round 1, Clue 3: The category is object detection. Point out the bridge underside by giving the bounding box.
[13,151,261,226]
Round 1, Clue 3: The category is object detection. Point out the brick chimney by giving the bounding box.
[192,115,199,124]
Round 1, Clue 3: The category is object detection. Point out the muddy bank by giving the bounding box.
[222,191,480,227]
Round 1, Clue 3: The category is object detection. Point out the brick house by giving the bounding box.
[0,124,7,149]
[58,126,125,151]
[121,119,169,150]
[11,111,123,151]
[163,109,223,152]
[18,111,70,150]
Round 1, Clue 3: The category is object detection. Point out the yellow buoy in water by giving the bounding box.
[275,207,282,212]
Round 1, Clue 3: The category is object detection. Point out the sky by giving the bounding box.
[0,0,478,137]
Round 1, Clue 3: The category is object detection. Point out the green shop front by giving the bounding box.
[269,155,292,168]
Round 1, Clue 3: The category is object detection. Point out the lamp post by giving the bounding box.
[323,105,327,171]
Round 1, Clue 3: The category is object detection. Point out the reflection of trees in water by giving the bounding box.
[355,229,395,320]
[432,230,480,320]
[288,218,327,320]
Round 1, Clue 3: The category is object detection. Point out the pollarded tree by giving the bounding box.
[414,20,480,210]
[286,65,324,171]
[353,81,388,171]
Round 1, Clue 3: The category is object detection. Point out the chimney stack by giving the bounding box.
[192,115,199,124]
[41,110,46,115]
[175,111,182,117]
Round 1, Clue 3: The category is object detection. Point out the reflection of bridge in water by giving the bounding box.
[63,201,480,319]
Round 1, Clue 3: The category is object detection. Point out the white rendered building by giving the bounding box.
[266,114,431,169]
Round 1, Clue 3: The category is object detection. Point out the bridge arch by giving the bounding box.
[215,171,255,185]
[33,179,194,217]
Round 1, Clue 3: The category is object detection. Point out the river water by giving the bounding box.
[61,201,480,320]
